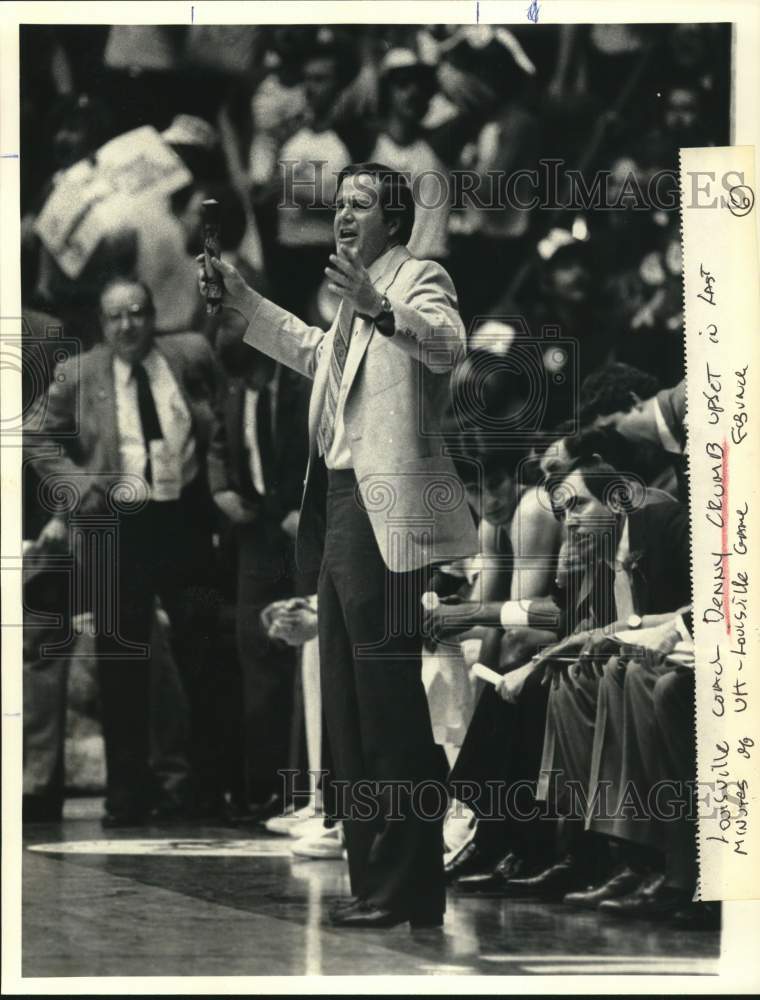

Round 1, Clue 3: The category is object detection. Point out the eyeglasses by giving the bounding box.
[102,304,152,323]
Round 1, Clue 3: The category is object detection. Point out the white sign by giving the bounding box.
[34,126,192,279]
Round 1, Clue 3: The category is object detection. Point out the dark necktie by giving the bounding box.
[132,361,163,484]
[590,559,617,628]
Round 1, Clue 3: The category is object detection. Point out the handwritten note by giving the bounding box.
[681,146,760,900]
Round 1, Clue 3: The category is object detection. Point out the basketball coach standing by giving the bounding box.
[202,163,478,929]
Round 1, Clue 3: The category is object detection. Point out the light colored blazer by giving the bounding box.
[241,244,479,572]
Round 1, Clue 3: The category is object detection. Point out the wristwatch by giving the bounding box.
[626,613,643,629]
[370,294,395,336]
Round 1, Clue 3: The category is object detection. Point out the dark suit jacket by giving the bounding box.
[525,495,692,637]
[626,495,691,615]
[25,332,223,517]
[207,368,309,521]
[575,495,691,632]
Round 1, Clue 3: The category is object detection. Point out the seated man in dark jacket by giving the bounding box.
[499,453,693,915]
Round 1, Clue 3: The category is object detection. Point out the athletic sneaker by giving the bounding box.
[264,802,320,836]
[290,823,344,860]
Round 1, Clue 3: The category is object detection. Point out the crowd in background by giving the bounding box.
[20,22,728,930]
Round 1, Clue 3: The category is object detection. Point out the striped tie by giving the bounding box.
[317,301,354,456]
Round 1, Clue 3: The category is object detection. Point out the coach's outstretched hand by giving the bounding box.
[324,247,384,317]
[196,254,258,315]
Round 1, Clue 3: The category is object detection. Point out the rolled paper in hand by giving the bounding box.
[201,199,223,315]
[421,591,440,612]
[471,663,503,686]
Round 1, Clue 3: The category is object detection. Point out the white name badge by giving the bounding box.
[149,440,182,502]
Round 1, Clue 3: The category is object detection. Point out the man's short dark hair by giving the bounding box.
[336,162,415,246]
[579,363,660,421]
[550,426,649,515]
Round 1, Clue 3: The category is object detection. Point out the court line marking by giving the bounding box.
[480,954,717,963]
[520,963,717,975]
[27,838,295,857]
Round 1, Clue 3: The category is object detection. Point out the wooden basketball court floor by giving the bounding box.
[20,798,720,979]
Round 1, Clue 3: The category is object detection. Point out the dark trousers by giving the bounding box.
[318,468,446,919]
[450,666,556,863]
[654,668,698,890]
[22,566,193,817]
[22,570,71,817]
[235,518,296,803]
[96,478,223,817]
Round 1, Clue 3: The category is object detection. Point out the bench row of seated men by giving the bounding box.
[431,377,716,930]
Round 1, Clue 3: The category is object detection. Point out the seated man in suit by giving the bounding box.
[200,162,478,929]
[211,315,311,819]
[498,449,692,901]
[430,428,693,896]
[587,612,705,924]
[26,277,226,826]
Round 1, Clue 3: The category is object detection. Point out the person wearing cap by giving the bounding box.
[371,49,449,263]
[268,39,367,316]
[371,44,502,267]
[200,161,477,930]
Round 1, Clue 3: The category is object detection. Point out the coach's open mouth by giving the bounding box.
[338,228,357,243]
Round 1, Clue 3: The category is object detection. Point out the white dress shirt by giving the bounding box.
[654,396,683,454]
[113,349,197,501]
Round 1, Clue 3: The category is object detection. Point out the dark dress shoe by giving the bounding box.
[669,902,721,931]
[328,897,363,918]
[444,841,491,883]
[563,865,646,909]
[502,854,591,900]
[598,874,691,918]
[455,851,531,895]
[329,901,443,930]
